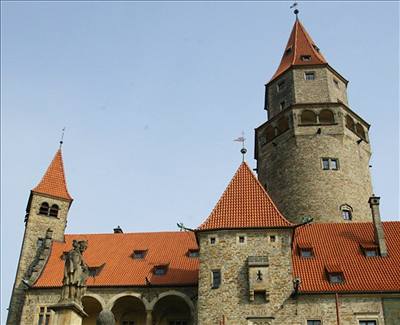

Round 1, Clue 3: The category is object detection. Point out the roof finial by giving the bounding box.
[59,127,66,149]
[234,131,247,163]
[290,2,299,19]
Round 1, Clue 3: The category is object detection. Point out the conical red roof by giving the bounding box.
[270,18,327,82]
[198,163,292,230]
[32,149,72,201]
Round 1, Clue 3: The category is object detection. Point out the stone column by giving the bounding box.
[50,301,88,325]
[146,309,153,325]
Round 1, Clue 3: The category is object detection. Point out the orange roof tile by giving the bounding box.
[198,163,293,230]
[293,222,400,293]
[270,18,327,82]
[34,231,198,288]
[32,149,72,201]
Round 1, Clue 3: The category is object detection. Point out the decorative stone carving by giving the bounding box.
[60,240,89,305]
[96,310,116,325]
[248,256,269,302]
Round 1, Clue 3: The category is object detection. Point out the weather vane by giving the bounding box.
[234,131,247,162]
[59,127,66,148]
[290,2,299,18]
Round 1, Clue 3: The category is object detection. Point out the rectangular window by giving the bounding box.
[342,210,352,220]
[300,249,313,258]
[209,237,216,245]
[212,270,221,289]
[280,101,285,111]
[277,80,285,92]
[187,249,199,258]
[154,265,168,276]
[322,158,339,170]
[328,273,344,284]
[301,55,311,61]
[305,72,316,80]
[270,235,276,242]
[132,250,147,259]
[359,321,377,325]
[307,321,322,325]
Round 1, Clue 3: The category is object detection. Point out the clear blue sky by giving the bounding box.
[1,1,399,321]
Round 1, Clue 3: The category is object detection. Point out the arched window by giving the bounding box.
[300,110,317,124]
[39,202,49,215]
[319,109,335,124]
[340,204,353,221]
[355,123,366,140]
[277,117,289,134]
[49,204,59,217]
[345,115,355,131]
[265,125,275,142]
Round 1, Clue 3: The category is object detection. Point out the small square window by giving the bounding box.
[322,158,330,170]
[307,321,322,325]
[305,72,316,80]
[330,159,338,170]
[277,80,285,92]
[301,55,311,61]
[211,270,221,289]
[280,101,285,111]
[328,273,344,284]
[209,237,216,245]
[239,236,245,243]
[270,235,276,242]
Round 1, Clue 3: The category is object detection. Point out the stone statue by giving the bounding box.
[60,240,89,305]
[96,310,116,325]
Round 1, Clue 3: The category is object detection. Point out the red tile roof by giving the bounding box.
[198,163,293,230]
[34,231,198,288]
[32,149,72,201]
[293,222,400,293]
[270,18,327,82]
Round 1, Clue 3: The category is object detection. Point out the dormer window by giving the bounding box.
[301,55,311,61]
[312,44,320,52]
[39,202,49,215]
[187,249,199,258]
[49,204,59,217]
[360,243,379,257]
[285,47,292,55]
[326,264,344,284]
[298,243,314,258]
[131,250,147,259]
[154,265,168,276]
[277,80,285,92]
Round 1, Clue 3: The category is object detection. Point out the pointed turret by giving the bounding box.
[270,18,327,82]
[198,163,292,230]
[32,149,72,201]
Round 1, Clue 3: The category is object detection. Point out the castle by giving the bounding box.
[7,15,400,325]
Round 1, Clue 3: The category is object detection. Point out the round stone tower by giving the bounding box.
[255,18,373,224]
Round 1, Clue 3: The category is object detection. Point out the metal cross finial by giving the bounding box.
[290,2,299,18]
[234,131,247,162]
[59,127,66,149]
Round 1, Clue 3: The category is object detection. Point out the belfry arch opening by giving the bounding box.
[319,109,334,124]
[300,110,317,124]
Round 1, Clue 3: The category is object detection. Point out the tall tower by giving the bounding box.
[7,149,73,325]
[255,17,373,224]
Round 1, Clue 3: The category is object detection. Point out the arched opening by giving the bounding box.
[300,110,317,124]
[277,116,289,134]
[39,202,49,215]
[265,125,275,142]
[49,204,59,217]
[319,109,334,124]
[355,123,366,139]
[340,204,353,221]
[152,294,193,325]
[82,296,103,325]
[111,295,146,325]
[345,115,355,131]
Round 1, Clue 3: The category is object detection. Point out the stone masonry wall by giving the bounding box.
[256,104,373,224]
[7,194,70,325]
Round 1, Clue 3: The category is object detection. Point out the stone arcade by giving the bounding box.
[7,15,400,325]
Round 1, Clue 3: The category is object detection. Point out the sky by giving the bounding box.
[1,1,399,321]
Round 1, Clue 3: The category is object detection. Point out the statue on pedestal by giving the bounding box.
[60,240,89,305]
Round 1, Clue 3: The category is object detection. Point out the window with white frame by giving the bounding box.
[304,71,316,80]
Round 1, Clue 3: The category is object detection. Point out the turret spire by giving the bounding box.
[32,149,72,201]
[270,18,327,82]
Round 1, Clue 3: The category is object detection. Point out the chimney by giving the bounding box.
[368,195,388,256]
